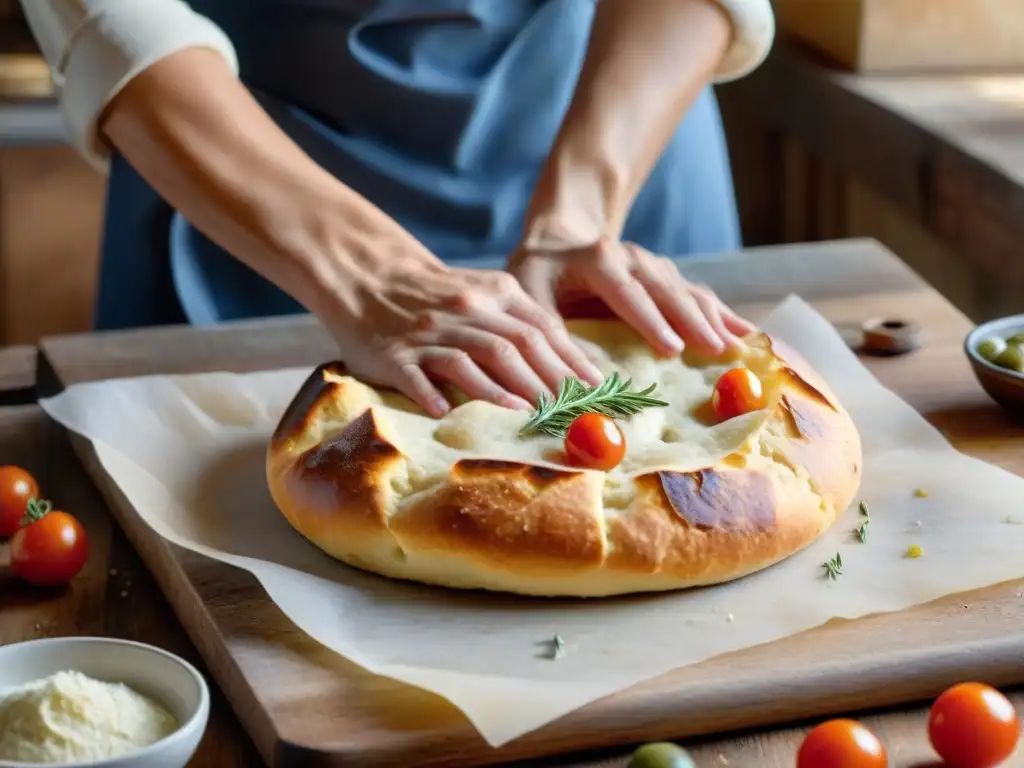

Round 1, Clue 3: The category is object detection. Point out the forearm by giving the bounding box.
[101,48,432,314]
[523,0,747,248]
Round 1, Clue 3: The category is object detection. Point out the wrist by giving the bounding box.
[281,189,443,318]
[521,139,629,252]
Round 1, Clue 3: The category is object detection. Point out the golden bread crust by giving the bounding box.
[266,322,862,597]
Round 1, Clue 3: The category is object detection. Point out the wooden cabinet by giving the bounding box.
[774,0,1024,73]
[0,146,105,345]
[0,18,106,345]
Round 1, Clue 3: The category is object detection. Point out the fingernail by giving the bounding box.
[431,398,451,416]
[706,335,727,353]
[502,395,534,411]
[659,329,684,352]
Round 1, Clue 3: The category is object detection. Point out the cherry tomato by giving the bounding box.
[564,413,626,471]
[711,368,766,421]
[796,719,887,768]
[928,682,1020,768]
[0,465,39,537]
[10,500,89,587]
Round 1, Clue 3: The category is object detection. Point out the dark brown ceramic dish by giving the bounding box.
[965,314,1024,417]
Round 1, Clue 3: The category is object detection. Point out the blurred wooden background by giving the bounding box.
[0,3,107,345]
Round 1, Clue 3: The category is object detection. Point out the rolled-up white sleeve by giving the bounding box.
[20,0,238,171]
[710,0,775,83]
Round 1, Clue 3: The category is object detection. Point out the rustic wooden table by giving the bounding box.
[4,237,1023,766]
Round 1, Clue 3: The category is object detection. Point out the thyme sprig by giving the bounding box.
[519,373,668,438]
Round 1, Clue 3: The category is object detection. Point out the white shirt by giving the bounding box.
[20,0,775,171]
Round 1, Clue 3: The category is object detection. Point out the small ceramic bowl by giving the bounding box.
[0,637,209,768]
[964,313,1024,416]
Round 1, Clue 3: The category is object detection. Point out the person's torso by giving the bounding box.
[189,0,596,256]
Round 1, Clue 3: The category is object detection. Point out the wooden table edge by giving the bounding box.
[0,343,37,404]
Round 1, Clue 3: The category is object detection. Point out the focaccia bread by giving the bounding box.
[266,320,862,597]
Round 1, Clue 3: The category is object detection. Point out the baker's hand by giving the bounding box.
[318,257,603,418]
[507,238,756,357]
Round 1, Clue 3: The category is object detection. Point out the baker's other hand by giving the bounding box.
[315,248,603,418]
[508,238,756,357]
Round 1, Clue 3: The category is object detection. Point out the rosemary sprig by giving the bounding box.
[822,552,843,580]
[519,373,668,438]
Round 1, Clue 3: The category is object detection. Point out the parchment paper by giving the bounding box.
[38,296,1024,747]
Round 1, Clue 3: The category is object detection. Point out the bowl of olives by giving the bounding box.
[965,314,1024,415]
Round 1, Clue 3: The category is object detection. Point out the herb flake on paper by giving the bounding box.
[854,500,870,543]
[822,552,843,580]
[546,633,566,660]
[854,519,869,543]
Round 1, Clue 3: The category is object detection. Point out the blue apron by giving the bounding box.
[94,0,742,330]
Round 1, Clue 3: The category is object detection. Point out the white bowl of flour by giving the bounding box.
[0,637,209,767]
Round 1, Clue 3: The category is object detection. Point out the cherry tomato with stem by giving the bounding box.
[0,465,39,537]
[796,719,887,768]
[10,498,90,587]
[928,682,1020,768]
[711,367,766,422]
[564,413,626,471]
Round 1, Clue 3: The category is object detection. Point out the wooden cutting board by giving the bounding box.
[36,240,1024,767]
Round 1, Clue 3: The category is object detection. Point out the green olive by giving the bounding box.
[627,742,697,768]
[995,343,1024,373]
[1006,331,1024,346]
[976,336,1007,362]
